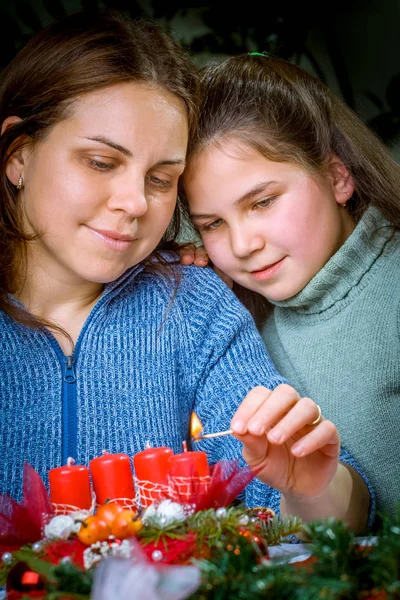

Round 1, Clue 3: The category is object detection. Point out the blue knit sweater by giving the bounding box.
[0,262,373,519]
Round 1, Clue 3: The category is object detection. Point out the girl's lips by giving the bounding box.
[250,257,286,281]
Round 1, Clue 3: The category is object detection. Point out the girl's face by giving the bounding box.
[7,82,188,288]
[184,139,355,301]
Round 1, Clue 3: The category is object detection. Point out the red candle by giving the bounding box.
[89,451,135,505]
[133,445,173,484]
[49,458,92,511]
[133,445,173,507]
[167,450,209,478]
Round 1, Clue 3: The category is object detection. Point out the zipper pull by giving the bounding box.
[64,355,76,383]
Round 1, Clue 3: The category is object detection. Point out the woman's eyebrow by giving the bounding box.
[83,136,185,166]
[84,135,132,157]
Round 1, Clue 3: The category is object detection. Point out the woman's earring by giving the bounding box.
[16,175,24,190]
[342,190,352,208]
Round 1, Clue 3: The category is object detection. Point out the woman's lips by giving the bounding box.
[250,257,286,281]
[87,226,136,250]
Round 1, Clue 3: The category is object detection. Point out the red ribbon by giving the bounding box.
[0,463,54,553]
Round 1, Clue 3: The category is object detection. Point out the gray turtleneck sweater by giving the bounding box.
[262,208,400,517]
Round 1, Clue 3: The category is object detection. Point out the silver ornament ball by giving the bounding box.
[32,541,43,552]
[2,552,13,564]
[61,556,72,564]
[238,515,249,526]
[250,516,258,523]
[151,550,163,562]
[216,507,227,519]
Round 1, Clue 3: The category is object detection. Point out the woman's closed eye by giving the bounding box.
[146,174,173,190]
[87,158,116,171]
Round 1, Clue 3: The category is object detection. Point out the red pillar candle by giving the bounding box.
[167,444,210,500]
[133,446,173,484]
[89,451,135,505]
[133,445,173,507]
[167,451,210,478]
[49,458,92,511]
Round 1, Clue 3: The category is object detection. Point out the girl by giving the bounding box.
[181,53,400,518]
[0,17,370,531]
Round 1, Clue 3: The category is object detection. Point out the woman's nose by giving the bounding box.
[107,179,148,218]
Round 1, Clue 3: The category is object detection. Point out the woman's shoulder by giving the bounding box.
[137,258,233,299]
[134,260,254,323]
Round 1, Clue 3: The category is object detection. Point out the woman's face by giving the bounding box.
[183,139,355,302]
[9,82,188,287]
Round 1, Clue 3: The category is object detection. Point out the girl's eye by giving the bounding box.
[201,219,223,232]
[88,159,115,171]
[254,196,276,209]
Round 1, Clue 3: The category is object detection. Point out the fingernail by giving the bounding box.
[268,428,283,443]
[292,444,304,456]
[231,420,246,434]
[248,421,264,435]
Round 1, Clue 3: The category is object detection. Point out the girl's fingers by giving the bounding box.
[179,243,197,265]
[231,386,273,434]
[290,419,340,458]
[193,246,209,266]
[267,396,322,444]
[236,384,301,436]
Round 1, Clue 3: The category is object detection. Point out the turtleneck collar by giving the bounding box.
[269,207,395,314]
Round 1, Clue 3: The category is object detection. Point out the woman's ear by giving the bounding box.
[328,154,355,206]
[1,116,26,187]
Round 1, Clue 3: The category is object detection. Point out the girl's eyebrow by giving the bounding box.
[234,181,278,206]
[191,180,278,219]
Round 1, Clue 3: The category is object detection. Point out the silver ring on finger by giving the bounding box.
[310,404,322,426]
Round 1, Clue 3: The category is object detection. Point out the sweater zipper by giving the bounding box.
[62,354,77,464]
[50,267,143,465]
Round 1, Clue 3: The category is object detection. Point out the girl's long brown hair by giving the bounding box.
[0,11,198,332]
[180,53,400,321]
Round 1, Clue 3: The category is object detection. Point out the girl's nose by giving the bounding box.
[230,225,265,258]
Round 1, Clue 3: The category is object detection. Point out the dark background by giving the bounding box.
[0,0,399,157]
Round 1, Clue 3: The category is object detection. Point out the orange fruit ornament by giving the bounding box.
[77,515,110,545]
[96,502,124,529]
[111,509,142,539]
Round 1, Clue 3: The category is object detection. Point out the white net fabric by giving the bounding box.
[52,502,84,515]
[134,475,211,508]
[52,496,136,515]
[103,497,137,510]
[134,478,170,508]
[168,475,211,501]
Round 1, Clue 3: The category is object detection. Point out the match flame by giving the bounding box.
[190,412,204,439]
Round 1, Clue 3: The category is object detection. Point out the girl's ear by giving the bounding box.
[1,116,27,187]
[328,154,355,206]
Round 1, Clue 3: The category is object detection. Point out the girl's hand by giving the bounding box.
[177,243,234,288]
[231,384,340,500]
[178,243,209,267]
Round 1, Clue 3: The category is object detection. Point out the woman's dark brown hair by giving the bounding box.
[0,10,198,331]
[180,53,400,321]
